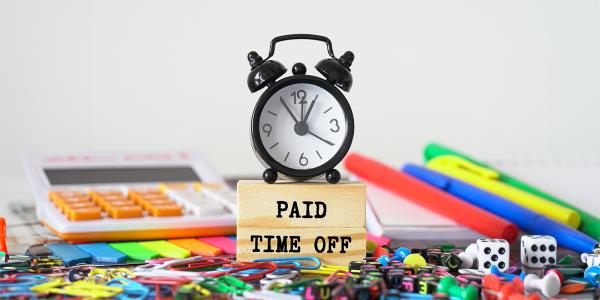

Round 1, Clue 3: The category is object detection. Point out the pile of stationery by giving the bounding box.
[1,143,599,299]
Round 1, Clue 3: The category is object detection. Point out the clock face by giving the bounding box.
[258,82,350,170]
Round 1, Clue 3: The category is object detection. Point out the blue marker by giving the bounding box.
[402,164,599,253]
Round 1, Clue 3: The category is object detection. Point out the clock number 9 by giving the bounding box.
[262,123,272,137]
[291,90,307,104]
[330,119,340,133]
[299,152,308,166]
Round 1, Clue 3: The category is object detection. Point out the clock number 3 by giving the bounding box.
[299,153,308,166]
[262,123,272,137]
[330,119,340,133]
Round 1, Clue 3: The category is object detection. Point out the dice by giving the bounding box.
[521,235,557,268]
[476,238,510,272]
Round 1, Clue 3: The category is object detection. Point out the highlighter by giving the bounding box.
[426,155,581,228]
[424,142,600,241]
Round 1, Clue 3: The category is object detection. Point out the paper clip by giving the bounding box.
[30,277,123,298]
[253,256,321,270]
[206,262,278,282]
[106,277,150,300]
[301,265,348,275]
[176,283,211,298]
[0,274,49,288]
[166,256,230,271]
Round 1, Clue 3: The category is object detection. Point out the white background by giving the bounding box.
[1,1,599,210]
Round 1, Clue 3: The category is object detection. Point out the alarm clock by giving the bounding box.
[246,34,355,184]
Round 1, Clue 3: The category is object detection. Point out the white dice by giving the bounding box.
[476,238,510,272]
[521,235,557,268]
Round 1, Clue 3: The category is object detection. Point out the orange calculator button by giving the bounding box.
[100,200,137,211]
[139,199,176,210]
[54,197,93,212]
[67,207,102,221]
[148,204,183,217]
[108,205,144,219]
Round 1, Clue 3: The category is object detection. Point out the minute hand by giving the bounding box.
[308,130,334,146]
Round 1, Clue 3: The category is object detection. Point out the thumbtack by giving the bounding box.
[489,265,525,281]
[377,247,411,266]
[584,265,600,287]
[457,243,477,269]
[524,272,561,298]
[436,276,478,300]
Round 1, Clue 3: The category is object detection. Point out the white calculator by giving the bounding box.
[22,151,236,242]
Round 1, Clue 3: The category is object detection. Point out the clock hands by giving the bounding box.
[308,130,334,146]
[281,94,333,146]
[302,95,318,123]
[280,97,299,123]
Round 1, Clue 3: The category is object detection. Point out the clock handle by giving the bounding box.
[264,34,337,61]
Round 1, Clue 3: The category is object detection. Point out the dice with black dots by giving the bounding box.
[520,235,557,268]
[476,238,510,273]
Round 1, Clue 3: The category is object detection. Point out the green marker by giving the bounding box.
[424,142,600,240]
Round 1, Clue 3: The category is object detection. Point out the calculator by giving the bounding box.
[22,151,236,242]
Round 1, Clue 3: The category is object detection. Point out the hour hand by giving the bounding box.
[280,97,299,123]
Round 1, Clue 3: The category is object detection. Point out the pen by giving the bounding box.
[424,142,600,240]
[426,155,581,228]
[344,153,518,243]
[403,163,599,253]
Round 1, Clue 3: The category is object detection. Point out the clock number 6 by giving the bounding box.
[330,119,340,133]
[299,153,308,166]
[262,123,272,137]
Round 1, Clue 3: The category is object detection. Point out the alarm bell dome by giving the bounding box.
[315,51,354,92]
[247,52,287,93]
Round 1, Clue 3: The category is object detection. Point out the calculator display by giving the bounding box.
[44,167,201,185]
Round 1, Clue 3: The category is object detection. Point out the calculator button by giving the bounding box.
[100,200,137,211]
[67,207,102,221]
[191,203,226,216]
[140,200,174,211]
[108,205,144,219]
[148,204,183,217]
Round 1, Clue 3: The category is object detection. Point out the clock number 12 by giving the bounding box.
[291,90,307,104]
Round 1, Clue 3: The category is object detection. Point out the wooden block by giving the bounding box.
[237,180,366,228]
[236,227,366,266]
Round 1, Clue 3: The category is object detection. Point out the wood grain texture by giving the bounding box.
[237,180,366,228]
[236,227,366,266]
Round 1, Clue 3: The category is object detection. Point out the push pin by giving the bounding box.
[584,265,600,287]
[457,243,478,269]
[490,265,525,281]
[524,272,561,298]
[482,274,541,300]
[378,247,411,266]
[436,276,478,300]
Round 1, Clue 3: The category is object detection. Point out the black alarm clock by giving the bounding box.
[246,34,355,184]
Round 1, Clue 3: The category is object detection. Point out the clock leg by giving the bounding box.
[263,168,278,184]
[326,169,341,184]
